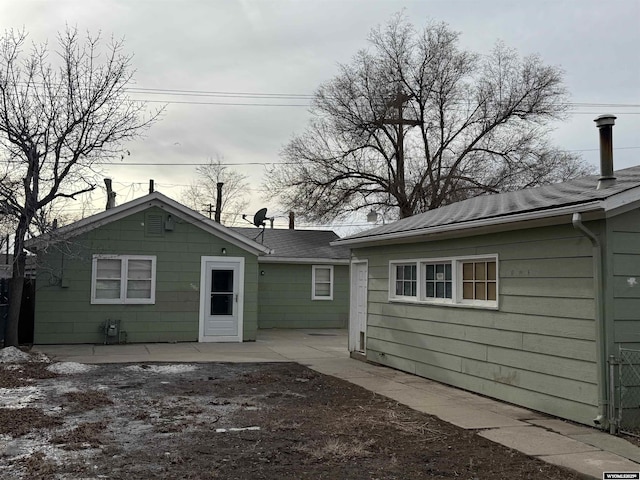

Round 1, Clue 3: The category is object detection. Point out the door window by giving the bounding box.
[210,269,234,315]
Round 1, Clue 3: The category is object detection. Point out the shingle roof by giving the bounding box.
[25,192,271,255]
[230,227,350,261]
[339,165,640,243]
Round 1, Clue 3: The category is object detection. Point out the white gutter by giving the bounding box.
[572,212,610,431]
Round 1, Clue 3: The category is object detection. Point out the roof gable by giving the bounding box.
[26,192,271,255]
[337,165,640,246]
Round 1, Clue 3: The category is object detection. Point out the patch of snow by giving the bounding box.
[1,435,99,471]
[47,362,97,374]
[0,346,31,363]
[50,380,81,396]
[215,426,260,433]
[0,386,43,409]
[124,364,198,374]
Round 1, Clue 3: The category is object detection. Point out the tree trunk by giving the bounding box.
[5,274,24,347]
[5,216,28,347]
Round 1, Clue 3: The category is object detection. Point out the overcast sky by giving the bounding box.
[1,0,639,230]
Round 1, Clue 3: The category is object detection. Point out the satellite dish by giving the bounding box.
[253,208,268,227]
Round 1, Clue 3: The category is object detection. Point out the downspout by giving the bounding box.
[572,212,609,430]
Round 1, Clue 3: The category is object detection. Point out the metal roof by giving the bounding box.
[337,165,640,244]
[230,227,350,261]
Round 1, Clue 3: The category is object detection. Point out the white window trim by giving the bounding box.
[389,261,420,301]
[422,260,454,305]
[91,254,157,305]
[312,265,334,300]
[389,255,499,309]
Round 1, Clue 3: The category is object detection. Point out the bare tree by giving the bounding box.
[181,157,249,225]
[265,15,593,223]
[0,27,161,346]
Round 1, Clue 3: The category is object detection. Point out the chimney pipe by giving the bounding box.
[289,211,295,230]
[594,114,617,190]
[214,182,224,223]
[149,179,155,194]
[104,178,116,210]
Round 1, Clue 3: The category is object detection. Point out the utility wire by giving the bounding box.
[91,145,640,167]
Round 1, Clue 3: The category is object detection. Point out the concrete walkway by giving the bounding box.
[34,329,640,479]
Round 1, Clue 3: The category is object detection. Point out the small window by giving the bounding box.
[461,260,497,302]
[92,255,156,304]
[312,265,334,300]
[391,263,417,299]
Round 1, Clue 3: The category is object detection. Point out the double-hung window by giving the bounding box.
[312,265,334,300]
[91,255,156,304]
[393,263,417,298]
[389,255,498,308]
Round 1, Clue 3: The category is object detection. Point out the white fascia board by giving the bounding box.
[26,199,154,251]
[334,201,605,247]
[26,192,271,255]
[258,256,350,265]
[602,187,640,217]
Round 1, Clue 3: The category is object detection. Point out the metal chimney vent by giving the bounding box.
[594,114,617,190]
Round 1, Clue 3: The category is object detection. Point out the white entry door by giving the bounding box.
[349,261,368,353]
[199,256,244,342]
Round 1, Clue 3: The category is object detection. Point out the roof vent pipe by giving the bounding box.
[594,114,617,190]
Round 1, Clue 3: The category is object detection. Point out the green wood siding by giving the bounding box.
[353,223,599,425]
[257,263,349,329]
[34,207,259,344]
[609,209,640,347]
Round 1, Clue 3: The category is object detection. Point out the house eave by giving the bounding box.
[25,193,271,255]
[258,256,350,265]
[334,201,608,248]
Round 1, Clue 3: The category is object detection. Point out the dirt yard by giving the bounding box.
[0,348,584,479]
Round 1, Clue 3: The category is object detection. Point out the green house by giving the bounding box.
[336,162,640,430]
[231,227,350,329]
[27,192,349,345]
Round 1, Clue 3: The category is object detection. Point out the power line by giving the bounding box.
[14,81,640,110]
[127,87,640,109]
[126,87,313,98]
[91,146,640,167]
[133,99,309,107]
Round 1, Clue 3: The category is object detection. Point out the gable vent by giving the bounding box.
[146,214,164,236]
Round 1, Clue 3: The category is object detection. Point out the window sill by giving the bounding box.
[388,298,499,311]
[91,300,155,305]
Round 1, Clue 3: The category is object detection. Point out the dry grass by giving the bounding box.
[269,418,303,431]
[62,389,113,411]
[0,407,62,437]
[297,437,376,460]
[13,451,57,478]
[51,420,108,450]
[0,363,57,388]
